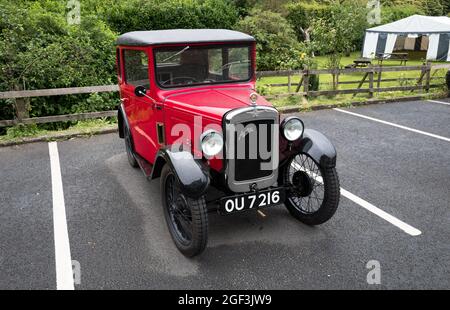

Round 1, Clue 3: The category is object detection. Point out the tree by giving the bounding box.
[311,2,368,88]
[423,0,444,15]
[285,1,331,46]
[235,9,306,70]
[381,5,425,24]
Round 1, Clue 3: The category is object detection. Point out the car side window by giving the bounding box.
[123,50,150,87]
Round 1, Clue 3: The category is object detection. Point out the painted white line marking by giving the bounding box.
[333,108,450,142]
[427,99,450,106]
[339,188,422,236]
[49,142,74,290]
[293,163,422,236]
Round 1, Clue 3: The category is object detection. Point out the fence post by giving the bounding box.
[425,62,431,93]
[376,66,383,94]
[369,68,374,99]
[14,85,29,124]
[336,70,340,90]
[303,69,309,98]
[287,72,292,93]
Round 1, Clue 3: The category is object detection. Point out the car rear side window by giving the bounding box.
[123,50,150,87]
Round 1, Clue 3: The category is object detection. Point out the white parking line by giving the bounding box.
[294,163,422,236]
[333,108,450,142]
[49,142,74,290]
[339,188,422,236]
[427,99,450,106]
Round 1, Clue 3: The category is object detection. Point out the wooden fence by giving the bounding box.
[1,63,449,127]
[257,63,450,100]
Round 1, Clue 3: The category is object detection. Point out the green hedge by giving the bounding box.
[0,1,118,123]
[0,0,240,122]
[235,9,304,71]
[103,0,239,34]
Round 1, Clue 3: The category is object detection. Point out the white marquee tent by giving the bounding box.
[362,15,450,61]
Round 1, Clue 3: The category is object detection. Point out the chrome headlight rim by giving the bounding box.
[200,129,223,157]
[281,116,304,141]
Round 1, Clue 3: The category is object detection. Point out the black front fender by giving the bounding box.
[151,148,210,199]
[118,104,129,139]
[280,129,337,168]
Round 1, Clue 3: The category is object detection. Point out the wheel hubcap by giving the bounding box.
[292,170,313,197]
[286,154,325,214]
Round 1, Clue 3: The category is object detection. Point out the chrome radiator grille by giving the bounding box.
[224,106,279,193]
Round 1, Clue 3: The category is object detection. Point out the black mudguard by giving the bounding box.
[280,129,337,169]
[151,148,210,199]
[118,103,128,139]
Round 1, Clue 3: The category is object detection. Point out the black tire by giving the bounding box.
[123,122,138,168]
[160,164,208,257]
[282,154,340,225]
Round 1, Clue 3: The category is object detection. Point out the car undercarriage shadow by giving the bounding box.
[106,153,332,277]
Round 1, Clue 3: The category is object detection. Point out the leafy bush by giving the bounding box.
[381,5,426,24]
[285,1,331,42]
[104,0,239,34]
[311,3,367,60]
[235,9,304,70]
[0,0,241,124]
[0,1,118,122]
[380,0,446,16]
[446,71,450,91]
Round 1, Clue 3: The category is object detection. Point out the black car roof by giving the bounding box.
[116,29,256,46]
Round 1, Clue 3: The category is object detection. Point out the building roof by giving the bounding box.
[367,15,450,34]
[116,29,256,46]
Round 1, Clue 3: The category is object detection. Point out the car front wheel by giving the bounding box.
[160,164,208,257]
[282,154,340,225]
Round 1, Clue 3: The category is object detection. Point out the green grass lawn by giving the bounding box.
[0,118,117,144]
[258,52,448,108]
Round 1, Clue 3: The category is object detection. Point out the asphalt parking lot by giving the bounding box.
[0,99,449,290]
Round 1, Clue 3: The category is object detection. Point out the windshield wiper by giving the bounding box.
[161,46,190,63]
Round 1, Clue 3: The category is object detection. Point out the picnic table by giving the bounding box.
[345,58,372,68]
[376,52,408,66]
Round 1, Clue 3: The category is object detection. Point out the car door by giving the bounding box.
[122,48,163,164]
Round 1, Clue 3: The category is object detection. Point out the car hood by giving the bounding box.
[163,87,274,121]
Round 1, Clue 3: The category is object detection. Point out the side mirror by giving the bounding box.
[134,85,147,97]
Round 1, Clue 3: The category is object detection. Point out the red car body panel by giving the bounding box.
[116,41,271,172]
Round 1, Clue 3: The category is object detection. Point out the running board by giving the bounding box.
[134,153,153,179]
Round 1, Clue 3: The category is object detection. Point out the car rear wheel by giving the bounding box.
[123,122,138,168]
[282,154,340,225]
[160,164,208,257]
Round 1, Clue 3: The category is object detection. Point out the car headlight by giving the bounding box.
[281,117,304,141]
[200,130,223,156]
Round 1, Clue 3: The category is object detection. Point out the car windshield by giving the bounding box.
[154,44,252,88]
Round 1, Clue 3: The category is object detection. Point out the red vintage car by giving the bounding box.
[116,29,340,257]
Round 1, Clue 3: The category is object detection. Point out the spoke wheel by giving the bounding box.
[283,154,340,225]
[161,164,208,257]
[165,174,193,245]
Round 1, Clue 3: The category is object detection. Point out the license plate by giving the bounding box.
[219,188,286,215]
